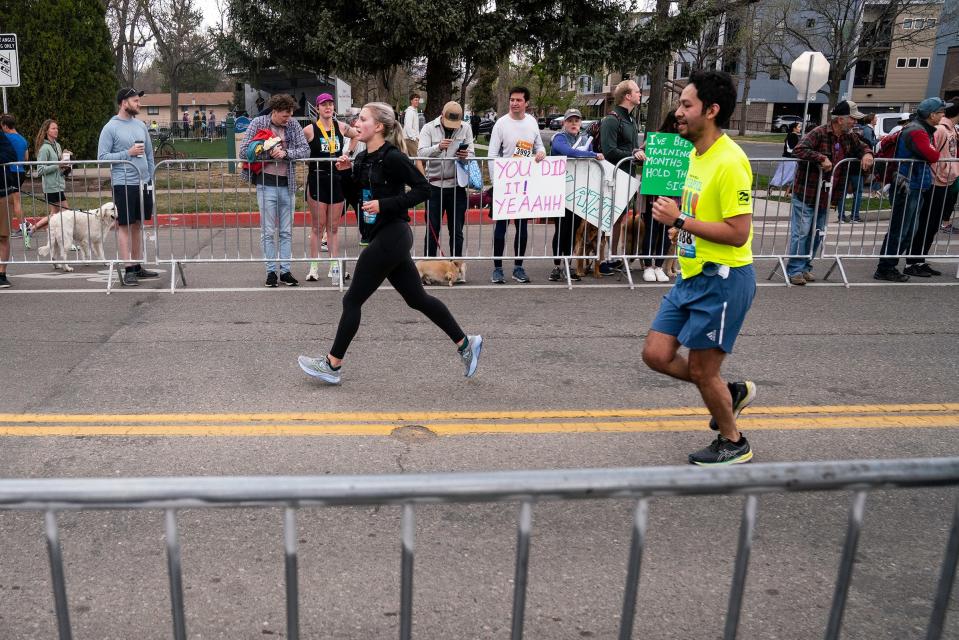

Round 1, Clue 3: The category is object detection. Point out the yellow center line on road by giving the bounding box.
[0,404,957,436]
[1,403,957,425]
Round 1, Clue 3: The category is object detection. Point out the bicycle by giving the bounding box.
[153,131,186,160]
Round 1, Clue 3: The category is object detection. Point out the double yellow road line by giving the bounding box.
[0,403,957,437]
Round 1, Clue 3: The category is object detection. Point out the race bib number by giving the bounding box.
[512,140,534,158]
[320,138,338,154]
[677,228,695,258]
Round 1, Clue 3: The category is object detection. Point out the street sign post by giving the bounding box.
[790,52,829,131]
[0,34,20,113]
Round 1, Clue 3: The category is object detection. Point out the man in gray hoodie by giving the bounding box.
[97,87,157,286]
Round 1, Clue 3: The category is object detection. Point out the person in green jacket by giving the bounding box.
[30,119,71,236]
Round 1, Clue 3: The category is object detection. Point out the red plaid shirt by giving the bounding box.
[791,124,873,206]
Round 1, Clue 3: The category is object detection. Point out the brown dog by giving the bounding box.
[572,220,607,278]
[416,259,466,286]
[663,227,679,277]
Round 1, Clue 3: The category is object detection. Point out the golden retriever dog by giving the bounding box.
[38,202,118,271]
[416,259,466,286]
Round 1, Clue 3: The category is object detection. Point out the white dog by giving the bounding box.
[37,203,118,271]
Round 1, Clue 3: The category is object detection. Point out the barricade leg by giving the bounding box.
[165,509,188,640]
[44,511,73,640]
[510,500,534,640]
[400,504,415,640]
[824,491,867,640]
[723,495,758,639]
[617,498,649,640]
[284,507,300,640]
[926,495,959,640]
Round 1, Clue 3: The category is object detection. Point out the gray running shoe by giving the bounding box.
[491,268,505,284]
[298,355,342,384]
[512,266,530,283]
[710,381,757,431]
[460,335,483,378]
[689,434,752,466]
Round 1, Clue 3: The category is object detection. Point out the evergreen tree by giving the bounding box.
[2,0,117,159]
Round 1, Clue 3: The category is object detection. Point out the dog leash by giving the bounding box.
[426,212,447,258]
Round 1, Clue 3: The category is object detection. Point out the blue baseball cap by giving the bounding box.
[917,97,948,118]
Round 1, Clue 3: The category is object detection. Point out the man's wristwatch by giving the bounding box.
[672,215,687,229]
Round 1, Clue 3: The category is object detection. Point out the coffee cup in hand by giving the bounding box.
[62,150,71,162]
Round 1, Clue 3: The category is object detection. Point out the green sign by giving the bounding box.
[640,133,694,196]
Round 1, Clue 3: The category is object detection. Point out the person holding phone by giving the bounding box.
[98,88,157,286]
[418,101,475,260]
[297,102,483,385]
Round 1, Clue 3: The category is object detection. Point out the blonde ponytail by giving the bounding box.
[365,102,407,153]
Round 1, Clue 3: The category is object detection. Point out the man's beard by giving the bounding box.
[124,105,139,117]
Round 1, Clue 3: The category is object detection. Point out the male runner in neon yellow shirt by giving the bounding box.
[644,70,757,466]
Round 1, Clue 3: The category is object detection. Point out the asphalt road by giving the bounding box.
[1,283,959,639]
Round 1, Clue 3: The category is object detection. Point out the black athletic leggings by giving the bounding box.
[330,222,465,359]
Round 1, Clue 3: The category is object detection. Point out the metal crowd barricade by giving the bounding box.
[152,156,604,292]
[412,155,604,288]
[1,160,149,292]
[1,457,957,640]
[822,158,959,285]
[608,157,823,288]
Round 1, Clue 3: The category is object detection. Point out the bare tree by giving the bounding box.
[105,0,152,86]
[140,0,215,123]
[761,0,952,108]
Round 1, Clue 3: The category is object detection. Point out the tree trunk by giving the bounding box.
[169,79,179,127]
[645,0,672,131]
[738,75,751,136]
[646,60,668,133]
[424,54,456,121]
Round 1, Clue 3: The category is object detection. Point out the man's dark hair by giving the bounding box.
[687,70,737,129]
[267,94,298,113]
[409,92,420,101]
[0,114,15,129]
[945,101,959,119]
[508,86,530,102]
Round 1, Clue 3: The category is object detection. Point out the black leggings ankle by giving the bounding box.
[330,222,466,359]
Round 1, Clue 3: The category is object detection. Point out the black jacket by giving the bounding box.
[341,142,430,240]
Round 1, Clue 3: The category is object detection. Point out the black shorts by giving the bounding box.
[45,191,67,205]
[113,184,154,225]
[1,171,22,195]
[306,172,344,205]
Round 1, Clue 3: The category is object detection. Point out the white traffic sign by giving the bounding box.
[0,34,20,87]
[789,51,829,97]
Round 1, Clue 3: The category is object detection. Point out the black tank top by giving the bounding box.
[307,118,345,173]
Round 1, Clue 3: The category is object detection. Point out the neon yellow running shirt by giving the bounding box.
[676,133,753,278]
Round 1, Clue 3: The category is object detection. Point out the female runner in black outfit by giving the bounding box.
[298,102,483,384]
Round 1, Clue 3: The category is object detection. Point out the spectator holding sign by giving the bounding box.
[487,86,545,284]
[548,108,602,282]
[638,110,681,282]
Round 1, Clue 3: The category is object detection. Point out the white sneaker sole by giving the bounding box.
[297,356,341,385]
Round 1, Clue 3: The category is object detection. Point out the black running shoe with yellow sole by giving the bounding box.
[710,381,757,431]
[689,434,753,466]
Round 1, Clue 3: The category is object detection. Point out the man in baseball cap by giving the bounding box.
[830,100,865,119]
[116,87,144,104]
[418,100,474,259]
[875,96,945,281]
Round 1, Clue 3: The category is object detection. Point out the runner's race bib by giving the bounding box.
[512,140,534,158]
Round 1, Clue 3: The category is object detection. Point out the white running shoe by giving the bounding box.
[306,262,319,281]
[654,267,669,282]
[642,267,656,282]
